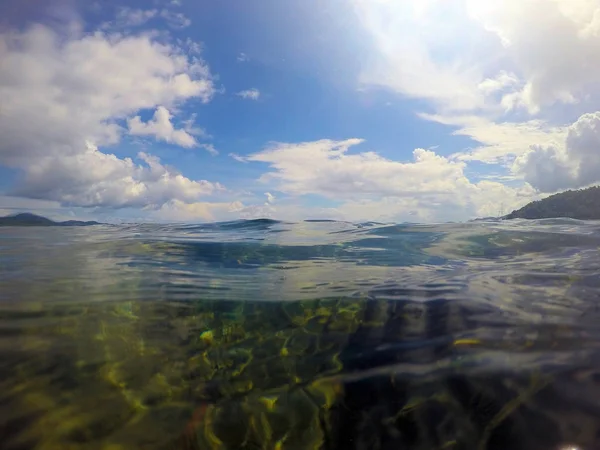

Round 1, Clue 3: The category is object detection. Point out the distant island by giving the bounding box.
[0,213,101,227]
[4,187,600,227]
[504,185,600,220]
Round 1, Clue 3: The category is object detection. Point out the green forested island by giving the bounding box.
[505,186,600,220]
[0,213,101,227]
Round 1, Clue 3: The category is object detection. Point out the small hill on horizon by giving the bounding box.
[0,213,101,227]
[505,185,600,220]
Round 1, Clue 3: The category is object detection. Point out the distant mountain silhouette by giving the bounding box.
[505,186,600,220]
[0,213,101,227]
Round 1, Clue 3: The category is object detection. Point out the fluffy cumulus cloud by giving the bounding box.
[16,143,222,208]
[246,139,535,221]
[248,139,467,197]
[352,0,600,200]
[0,23,223,212]
[514,111,600,192]
[468,0,600,114]
[128,106,198,148]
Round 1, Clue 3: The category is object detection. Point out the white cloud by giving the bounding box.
[354,0,600,115]
[265,192,276,204]
[159,9,191,29]
[104,8,190,31]
[0,24,219,210]
[115,8,158,27]
[248,139,467,198]
[420,114,567,164]
[15,143,222,208]
[352,0,489,112]
[467,0,600,114]
[128,106,198,147]
[246,138,537,221]
[229,153,249,163]
[153,199,244,222]
[235,204,277,220]
[514,111,600,192]
[352,0,600,196]
[180,38,202,55]
[6,1,599,223]
[477,71,520,97]
[236,88,261,100]
[179,112,206,137]
[199,144,219,156]
[151,199,284,222]
[331,186,532,223]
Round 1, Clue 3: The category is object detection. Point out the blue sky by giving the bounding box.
[1,0,600,223]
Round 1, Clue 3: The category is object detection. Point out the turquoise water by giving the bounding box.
[1,219,600,449]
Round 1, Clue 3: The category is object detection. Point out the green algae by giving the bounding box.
[1,296,599,450]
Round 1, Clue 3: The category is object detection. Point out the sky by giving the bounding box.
[1,0,600,223]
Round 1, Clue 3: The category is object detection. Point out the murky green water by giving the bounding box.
[1,219,600,449]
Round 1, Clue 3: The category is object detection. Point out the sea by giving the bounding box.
[1,218,600,450]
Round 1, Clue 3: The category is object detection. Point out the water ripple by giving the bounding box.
[2,219,600,449]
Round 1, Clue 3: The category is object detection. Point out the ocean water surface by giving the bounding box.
[1,219,600,449]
